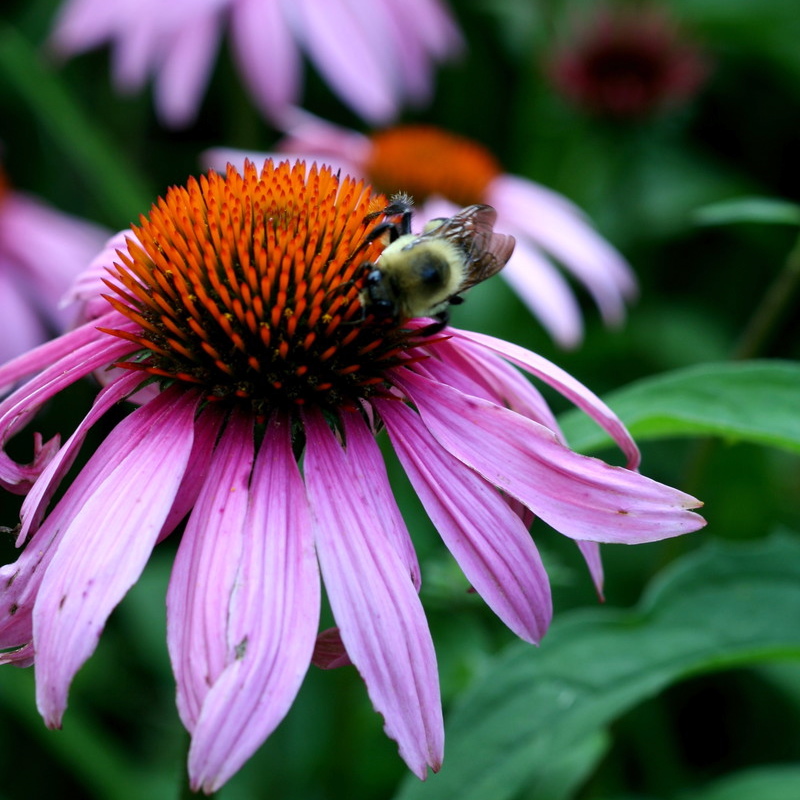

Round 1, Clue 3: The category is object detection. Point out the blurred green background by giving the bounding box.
[1,0,800,798]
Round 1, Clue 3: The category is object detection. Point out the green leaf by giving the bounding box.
[0,24,153,225]
[679,764,800,800]
[693,196,800,227]
[558,361,800,455]
[393,535,800,800]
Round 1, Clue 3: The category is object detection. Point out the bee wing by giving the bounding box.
[455,205,516,292]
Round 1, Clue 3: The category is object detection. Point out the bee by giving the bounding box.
[358,194,516,334]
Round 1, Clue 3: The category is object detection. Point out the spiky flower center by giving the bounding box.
[101,160,422,414]
[366,125,501,207]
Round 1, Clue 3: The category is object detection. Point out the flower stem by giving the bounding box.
[732,230,800,360]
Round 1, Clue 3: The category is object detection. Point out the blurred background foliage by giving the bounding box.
[1,0,799,798]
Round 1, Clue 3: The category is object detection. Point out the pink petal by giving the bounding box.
[490,175,637,323]
[413,337,561,435]
[167,412,256,732]
[33,387,199,727]
[395,369,705,544]
[48,0,124,56]
[576,540,605,599]
[303,407,443,778]
[17,370,144,544]
[0,193,109,319]
[230,0,303,123]
[0,518,62,656]
[0,311,117,395]
[275,108,372,170]
[154,12,223,127]
[499,239,586,349]
[380,0,464,103]
[377,398,552,643]
[312,627,353,669]
[157,404,226,543]
[0,267,45,364]
[450,328,641,469]
[288,0,399,123]
[0,322,136,491]
[110,6,164,90]
[185,412,320,793]
[341,411,420,590]
[400,0,464,59]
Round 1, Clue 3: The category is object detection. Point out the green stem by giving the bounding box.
[0,23,153,226]
[682,228,800,495]
[732,230,800,360]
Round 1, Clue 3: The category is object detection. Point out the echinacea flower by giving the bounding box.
[48,0,463,128]
[0,166,109,363]
[205,115,637,347]
[546,3,709,119]
[0,159,704,793]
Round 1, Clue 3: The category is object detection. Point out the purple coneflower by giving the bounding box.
[546,3,709,119]
[0,166,109,363]
[0,160,703,793]
[48,0,463,128]
[206,115,637,347]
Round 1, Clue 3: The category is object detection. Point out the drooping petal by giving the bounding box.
[0,517,62,657]
[230,0,303,123]
[395,369,705,544]
[413,336,561,435]
[342,410,420,590]
[48,0,125,56]
[0,266,45,366]
[110,2,165,90]
[489,175,637,324]
[0,309,121,395]
[286,0,399,124]
[0,193,109,327]
[158,404,226,543]
[0,321,136,491]
[17,370,144,544]
[450,328,641,468]
[154,11,223,127]
[381,0,463,104]
[186,412,320,794]
[576,540,605,599]
[33,387,199,727]
[167,412,256,732]
[303,407,443,778]
[377,398,552,643]
[396,0,464,60]
[499,238,586,349]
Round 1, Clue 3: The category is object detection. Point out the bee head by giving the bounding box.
[360,265,397,319]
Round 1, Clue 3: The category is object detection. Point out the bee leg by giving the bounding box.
[418,309,450,336]
[363,197,414,238]
[363,220,403,245]
[448,295,465,306]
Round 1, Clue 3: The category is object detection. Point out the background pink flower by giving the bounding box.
[205,114,637,347]
[0,169,110,363]
[48,0,463,127]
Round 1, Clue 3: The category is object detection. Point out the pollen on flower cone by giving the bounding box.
[100,160,426,414]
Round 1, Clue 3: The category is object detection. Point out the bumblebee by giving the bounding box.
[358,195,515,334]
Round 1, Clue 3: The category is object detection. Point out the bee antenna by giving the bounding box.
[388,191,414,210]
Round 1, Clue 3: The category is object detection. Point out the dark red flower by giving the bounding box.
[548,4,709,119]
